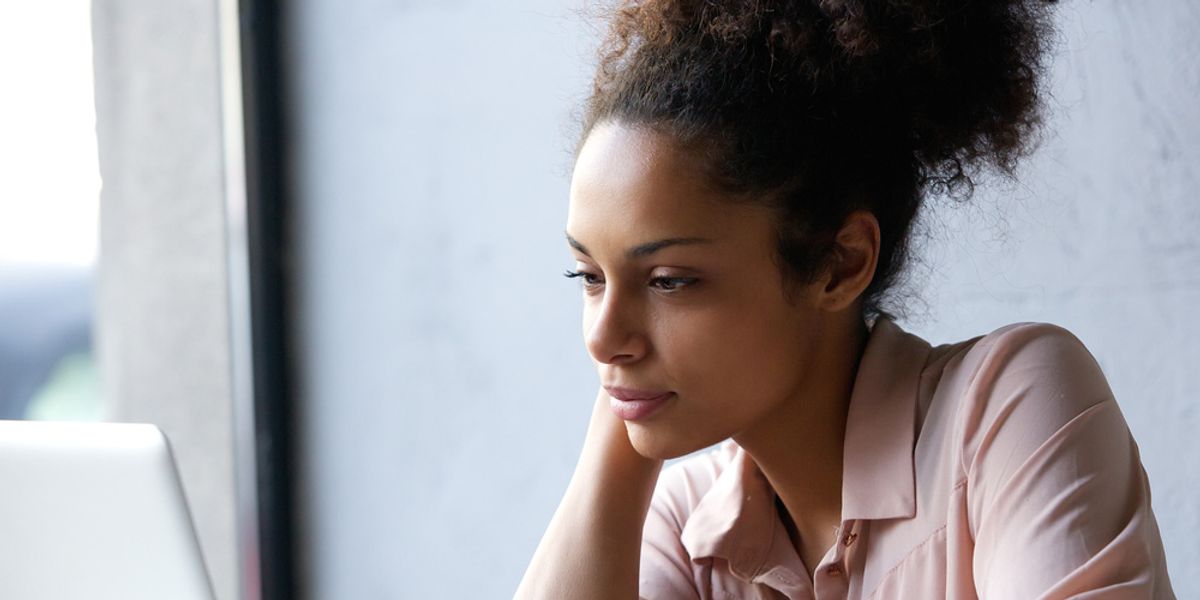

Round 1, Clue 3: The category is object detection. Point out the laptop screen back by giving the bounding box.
[0,420,216,600]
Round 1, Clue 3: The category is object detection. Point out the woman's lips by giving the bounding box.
[605,387,674,421]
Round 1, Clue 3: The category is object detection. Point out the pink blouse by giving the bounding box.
[639,318,1175,599]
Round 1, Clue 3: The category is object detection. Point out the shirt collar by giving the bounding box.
[679,316,933,575]
[840,316,931,521]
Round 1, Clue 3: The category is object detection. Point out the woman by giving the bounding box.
[517,0,1174,598]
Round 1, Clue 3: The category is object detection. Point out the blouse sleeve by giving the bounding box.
[964,323,1175,599]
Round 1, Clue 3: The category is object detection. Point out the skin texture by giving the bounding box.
[565,121,881,579]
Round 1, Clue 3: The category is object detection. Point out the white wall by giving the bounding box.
[288,1,1198,597]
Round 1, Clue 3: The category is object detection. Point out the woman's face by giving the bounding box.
[566,121,832,460]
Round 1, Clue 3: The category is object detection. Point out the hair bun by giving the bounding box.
[592,0,1058,195]
[582,0,1059,318]
[819,0,1059,194]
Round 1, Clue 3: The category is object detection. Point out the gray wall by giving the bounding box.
[288,3,598,597]
[287,1,1198,598]
[92,1,239,598]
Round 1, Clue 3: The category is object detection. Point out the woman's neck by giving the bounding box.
[733,312,869,576]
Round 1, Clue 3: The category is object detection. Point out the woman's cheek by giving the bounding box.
[678,318,752,381]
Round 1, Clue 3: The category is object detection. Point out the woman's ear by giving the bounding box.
[817,210,880,312]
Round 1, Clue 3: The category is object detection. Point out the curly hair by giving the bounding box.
[579,0,1058,319]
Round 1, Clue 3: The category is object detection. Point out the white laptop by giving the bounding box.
[0,420,216,600]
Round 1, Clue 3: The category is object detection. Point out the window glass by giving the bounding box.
[0,0,102,421]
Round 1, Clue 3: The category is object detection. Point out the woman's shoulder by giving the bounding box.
[949,320,1109,393]
[927,320,1120,477]
[928,320,1092,365]
[973,320,1090,352]
[924,323,1171,597]
[925,320,1109,400]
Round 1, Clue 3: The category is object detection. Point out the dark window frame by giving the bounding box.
[236,0,296,597]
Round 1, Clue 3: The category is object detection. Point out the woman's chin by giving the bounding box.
[626,423,721,461]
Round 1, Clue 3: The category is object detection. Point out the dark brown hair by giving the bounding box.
[579,0,1058,319]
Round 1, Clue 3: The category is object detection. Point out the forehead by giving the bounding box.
[567,122,765,245]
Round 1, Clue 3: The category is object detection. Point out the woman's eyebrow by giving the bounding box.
[626,236,713,258]
[565,232,713,259]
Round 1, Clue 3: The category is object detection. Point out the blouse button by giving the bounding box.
[827,565,842,576]
[843,532,858,547]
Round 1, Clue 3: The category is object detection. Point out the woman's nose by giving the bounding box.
[584,291,647,366]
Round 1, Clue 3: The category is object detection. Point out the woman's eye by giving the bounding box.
[563,269,603,288]
[650,276,697,292]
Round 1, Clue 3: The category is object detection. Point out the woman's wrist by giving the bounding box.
[568,389,663,514]
[515,390,663,600]
[581,388,663,471]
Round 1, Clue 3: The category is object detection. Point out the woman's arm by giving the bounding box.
[514,388,664,600]
[966,324,1175,598]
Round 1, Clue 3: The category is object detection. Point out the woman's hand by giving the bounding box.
[578,386,664,479]
[514,387,664,600]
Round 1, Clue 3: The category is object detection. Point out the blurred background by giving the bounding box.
[1,0,1196,598]
[0,1,100,423]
